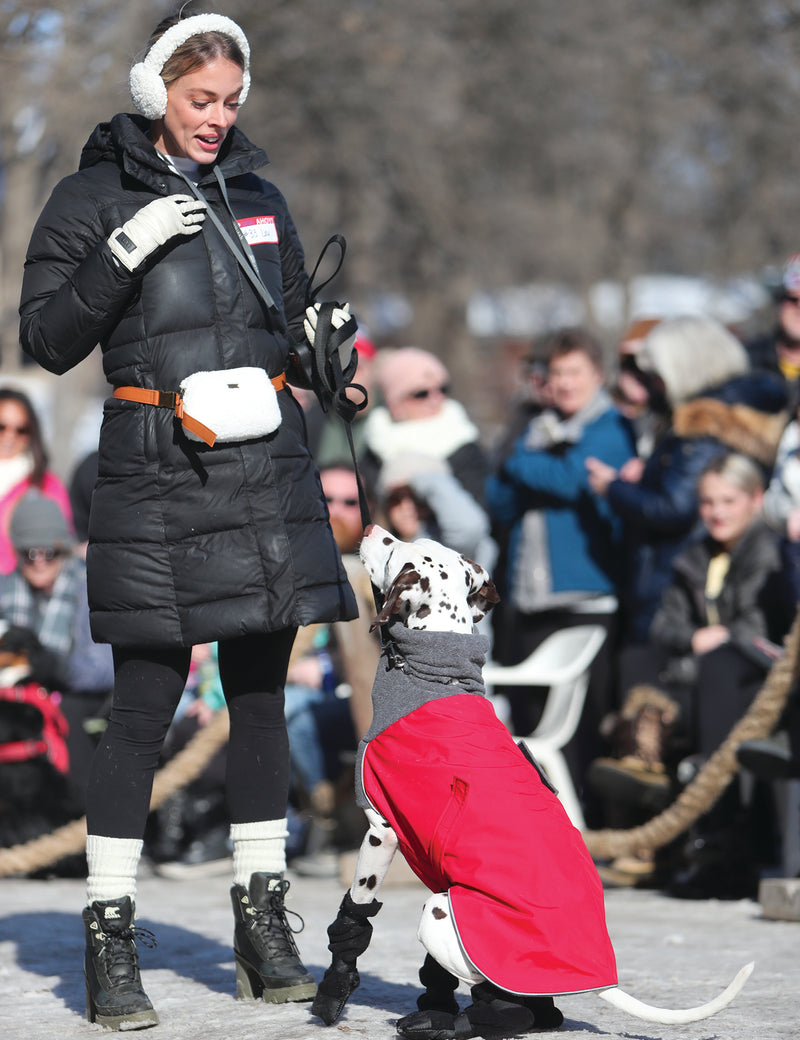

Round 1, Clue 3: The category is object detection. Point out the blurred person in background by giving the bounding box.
[591,453,793,897]
[586,315,788,649]
[0,388,73,576]
[485,327,636,813]
[361,347,490,507]
[747,253,800,409]
[1,490,113,812]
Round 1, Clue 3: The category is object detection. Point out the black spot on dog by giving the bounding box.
[358,876,368,886]
[417,605,431,619]
[432,907,448,920]
[420,576,430,592]
[381,820,391,827]
[366,875,377,890]
[424,556,433,562]
[369,834,382,846]
[382,537,393,545]
[440,571,448,580]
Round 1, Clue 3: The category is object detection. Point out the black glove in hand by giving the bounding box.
[310,891,382,1025]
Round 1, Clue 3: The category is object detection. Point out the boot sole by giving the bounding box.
[235,954,317,1003]
[86,981,159,1030]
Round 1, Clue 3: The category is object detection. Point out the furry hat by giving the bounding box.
[636,316,749,406]
[130,13,250,121]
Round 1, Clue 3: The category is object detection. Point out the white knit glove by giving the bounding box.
[108,194,207,272]
[304,302,357,372]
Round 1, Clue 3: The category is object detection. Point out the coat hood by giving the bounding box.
[79,113,269,188]
[637,316,749,406]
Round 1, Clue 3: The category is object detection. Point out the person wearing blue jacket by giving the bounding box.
[586,316,788,646]
[486,327,636,801]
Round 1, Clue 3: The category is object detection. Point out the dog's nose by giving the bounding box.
[363,523,375,535]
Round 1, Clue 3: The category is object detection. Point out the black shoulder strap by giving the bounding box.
[171,165,286,333]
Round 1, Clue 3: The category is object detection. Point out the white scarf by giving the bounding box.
[0,453,34,500]
[363,399,480,464]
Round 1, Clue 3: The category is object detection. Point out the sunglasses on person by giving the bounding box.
[407,383,451,401]
[325,495,359,508]
[0,423,30,436]
[19,546,65,563]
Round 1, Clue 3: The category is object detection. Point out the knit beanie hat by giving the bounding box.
[377,348,450,413]
[10,490,72,553]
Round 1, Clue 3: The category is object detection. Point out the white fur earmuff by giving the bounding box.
[130,13,251,121]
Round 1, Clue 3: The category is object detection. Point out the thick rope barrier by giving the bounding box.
[0,708,230,878]
[583,611,800,859]
[2,613,798,877]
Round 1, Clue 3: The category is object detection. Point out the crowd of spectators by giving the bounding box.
[4,258,800,899]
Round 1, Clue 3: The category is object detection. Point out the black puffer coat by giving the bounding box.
[19,114,357,647]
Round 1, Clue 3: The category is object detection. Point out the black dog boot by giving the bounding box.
[417,953,460,1015]
[82,896,158,1031]
[311,891,383,1025]
[231,872,316,1003]
[397,981,563,1039]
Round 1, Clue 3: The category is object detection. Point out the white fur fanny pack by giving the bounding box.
[178,367,283,444]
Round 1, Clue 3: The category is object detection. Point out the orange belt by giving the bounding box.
[113,372,287,448]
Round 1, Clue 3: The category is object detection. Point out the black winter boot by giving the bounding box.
[231,872,316,1003]
[82,896,158,1030]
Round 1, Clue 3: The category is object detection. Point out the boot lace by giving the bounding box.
[101,925,158,982]
[247,879,306,960]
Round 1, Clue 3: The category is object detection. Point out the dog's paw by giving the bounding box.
[395,1009,461,1040]
[310,967,360,1025]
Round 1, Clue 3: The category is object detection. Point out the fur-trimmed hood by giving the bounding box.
[672,396,787,468]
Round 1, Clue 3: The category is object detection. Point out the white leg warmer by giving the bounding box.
[231,818,288,886]
[86,835,143,905]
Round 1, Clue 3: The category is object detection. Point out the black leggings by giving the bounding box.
[86,629,296,839]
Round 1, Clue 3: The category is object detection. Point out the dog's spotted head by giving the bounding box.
[359,524,499,634]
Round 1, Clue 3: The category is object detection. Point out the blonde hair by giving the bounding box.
[699,451,764,496]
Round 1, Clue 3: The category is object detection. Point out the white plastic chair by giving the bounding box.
[483,624,607,832]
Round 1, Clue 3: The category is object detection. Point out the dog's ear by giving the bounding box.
[461,556,501,622]
[468,578,500,622]
[370,563,423,630]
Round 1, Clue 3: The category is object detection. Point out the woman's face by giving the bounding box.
[385,487,422,541]
[547,349,604,418]
[0,400,31,460]
[698,471,763,550]
[150,56,243,164]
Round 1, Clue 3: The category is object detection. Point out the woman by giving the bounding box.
[586,316,788,646]
[485,327,636,795]
[591,452,794,896]
[19,11,357,1030]
[0,388,72,575]
[361,347,490,506]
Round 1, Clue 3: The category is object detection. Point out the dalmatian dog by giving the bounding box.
[310,526,753,1039]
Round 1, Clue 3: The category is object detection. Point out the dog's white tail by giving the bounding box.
[597,961,754,1024]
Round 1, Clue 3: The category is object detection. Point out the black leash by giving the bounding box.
[304,236,402,668]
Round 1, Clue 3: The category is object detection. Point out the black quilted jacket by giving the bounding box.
[19,113,356,647]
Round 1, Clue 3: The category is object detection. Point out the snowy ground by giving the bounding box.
[0,863,797,1040]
